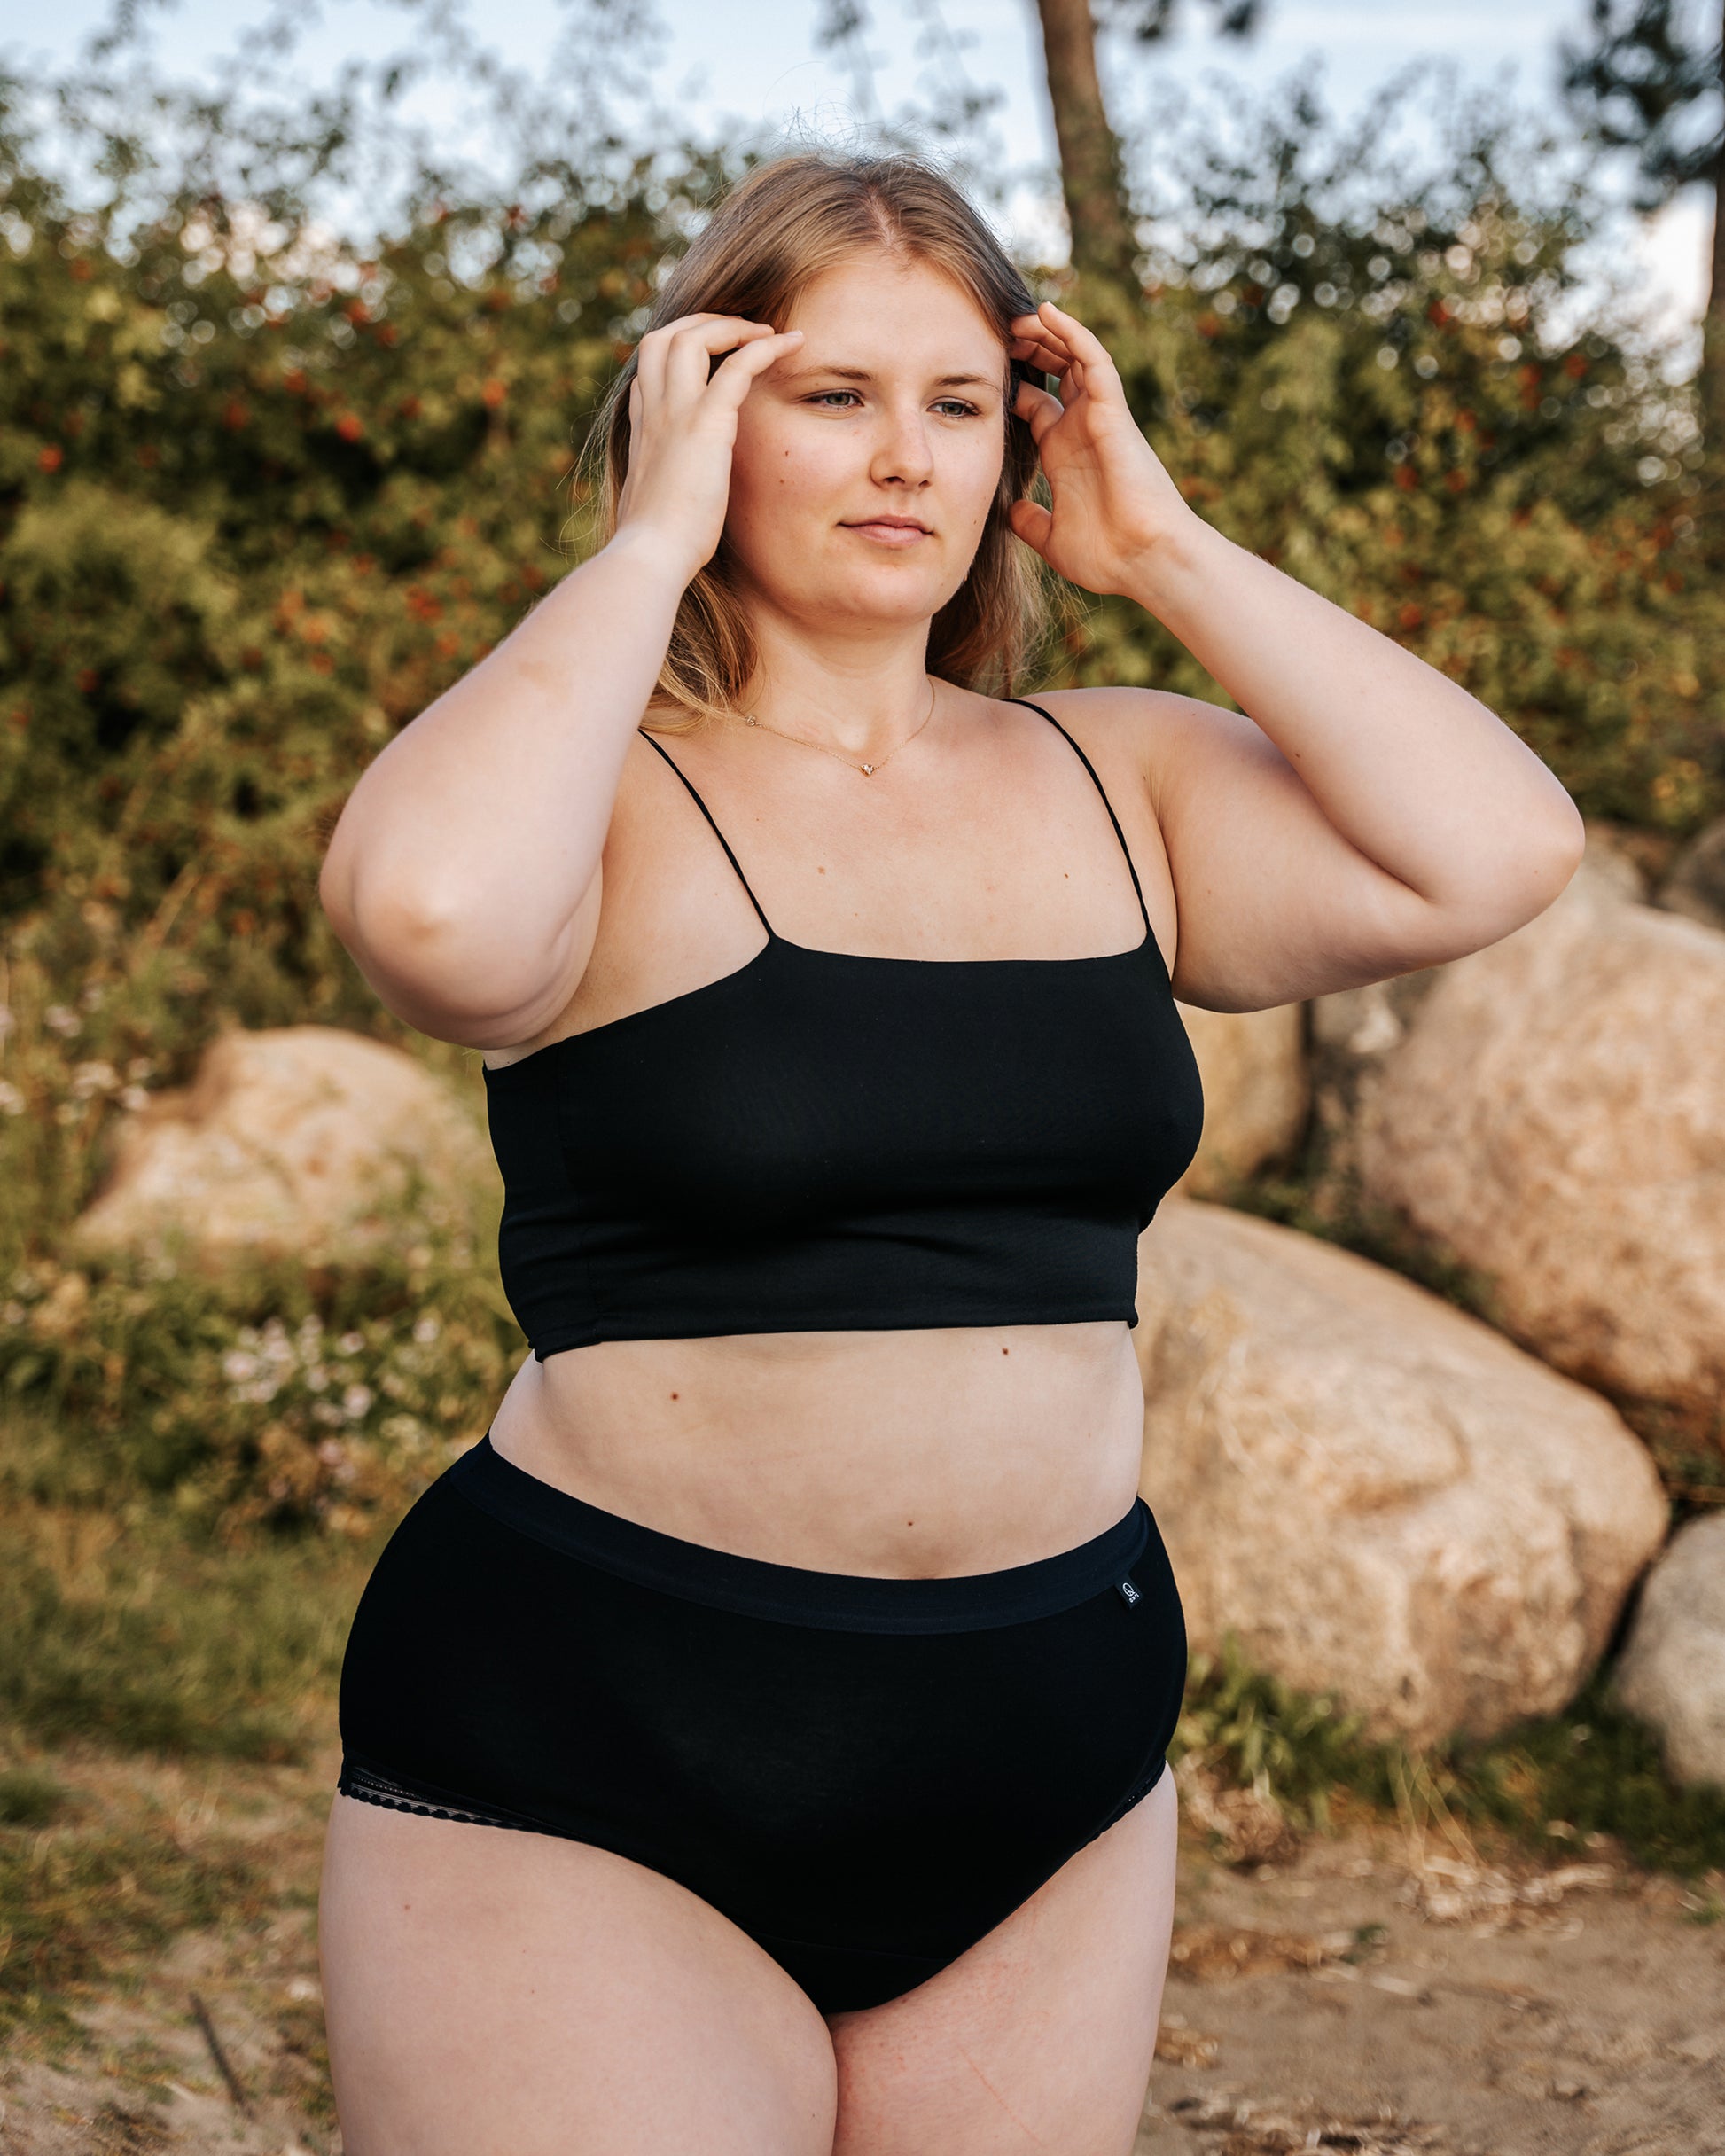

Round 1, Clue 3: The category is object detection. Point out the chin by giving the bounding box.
[797,555,956,617]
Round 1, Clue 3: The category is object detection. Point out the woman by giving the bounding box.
[316,152,1582,2154]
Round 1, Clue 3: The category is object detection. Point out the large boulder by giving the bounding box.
[1135,1198,1667,1748]
[74,1026,491,1262]
[1307,829,1648,1157]
[1614,1512,1725,1791]
[1354,861,1725,1410]
[1173,1002,1307,1198]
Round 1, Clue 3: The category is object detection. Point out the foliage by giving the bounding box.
[1561,0,1723,207]
[1172,1637,1401,1831]
[0,1231,519,1537]
[1175,1636,1725,1878]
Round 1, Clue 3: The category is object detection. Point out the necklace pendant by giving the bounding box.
[860,762,875,776]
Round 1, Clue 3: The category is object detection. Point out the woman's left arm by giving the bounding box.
[1010,303,1586,1012]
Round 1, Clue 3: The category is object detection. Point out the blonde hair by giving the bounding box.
[584,151,1051,729]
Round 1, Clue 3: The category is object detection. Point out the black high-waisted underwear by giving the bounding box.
[335,1433,1187,2016]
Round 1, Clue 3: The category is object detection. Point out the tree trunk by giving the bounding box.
[1031,0,1139,291]
[1705,0,1725,511]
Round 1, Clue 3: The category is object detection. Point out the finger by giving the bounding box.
[706,329,805,407]
[637,315,776,402]
[1009,497,1053,556]
[636,313,730,395]
[664,318,784,401]
[1034,301,1120,381]
[640,310,753,350]
[1011,336,1072,378]
[1013,378,1065,443]
[1057,358,1088,409]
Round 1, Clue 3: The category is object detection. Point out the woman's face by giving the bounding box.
[722,250,1011,635]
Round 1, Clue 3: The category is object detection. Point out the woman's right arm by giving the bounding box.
[317,313,802,1048]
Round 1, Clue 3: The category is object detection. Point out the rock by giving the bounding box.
[1658,816,1725,933]
[1614,1512,1725,1790]
[74,1026,491,1262]
[1579,819,1651,902]
[1174,1002,1308,1198]
[1135,1198,1667,1748]
[1354,860,1725,1410]
[1307,970,1444,1157]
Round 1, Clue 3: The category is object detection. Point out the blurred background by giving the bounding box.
[0,3,1721,2151]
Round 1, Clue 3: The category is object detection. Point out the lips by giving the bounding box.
[841,516,933,542]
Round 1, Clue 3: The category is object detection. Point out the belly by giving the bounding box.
[486,1322,1147,1577]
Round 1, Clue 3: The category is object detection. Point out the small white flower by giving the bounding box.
[0,1081,24,1116]
[342,1383,373,1421]
[222,1349,261,1383]
[411,1315,441,1345]
[44,1004,81,1036]
[338,1331,365,1355]
[71,1061,119,1099]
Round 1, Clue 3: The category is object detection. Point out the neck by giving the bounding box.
[739,608,938,760]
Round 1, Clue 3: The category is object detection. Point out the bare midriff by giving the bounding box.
[485,1321,1147,1580]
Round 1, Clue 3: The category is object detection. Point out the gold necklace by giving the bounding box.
[732,677,937,777]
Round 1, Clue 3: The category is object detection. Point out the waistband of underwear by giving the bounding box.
[445,1432,1152,1635]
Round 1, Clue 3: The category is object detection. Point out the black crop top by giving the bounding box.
[484,699,1204,1357]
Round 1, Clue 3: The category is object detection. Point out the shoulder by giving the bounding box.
[1006,683,1243,808]
[995,685,1192,969]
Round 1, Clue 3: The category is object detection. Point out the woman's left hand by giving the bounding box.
[1008,301,1197,597]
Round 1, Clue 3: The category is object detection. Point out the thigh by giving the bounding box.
[826,1770,1178,2156]
[318,1795,839,2156]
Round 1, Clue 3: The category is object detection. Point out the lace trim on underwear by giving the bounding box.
[337,1762,550,1835]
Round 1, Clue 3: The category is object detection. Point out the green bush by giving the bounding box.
[0,1232,521,1536]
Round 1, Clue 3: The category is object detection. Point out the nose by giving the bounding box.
[869,397,935,489]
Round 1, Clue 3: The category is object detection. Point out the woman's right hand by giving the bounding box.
[611,314,804,587]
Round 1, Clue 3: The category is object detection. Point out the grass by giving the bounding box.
[0,1467,372,1762]
[1458,1681,1725,1877]
[1176,1637,1725,1878]
[0,1776,273,2038]
[0,1434,361,2047]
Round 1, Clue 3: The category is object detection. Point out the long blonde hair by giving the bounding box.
[585,152,1052,729]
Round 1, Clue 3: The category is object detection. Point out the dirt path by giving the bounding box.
[3,1751,1720,2155]
[1140,1818,1725,2156]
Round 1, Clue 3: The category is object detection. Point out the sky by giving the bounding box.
[4,0,1713,366]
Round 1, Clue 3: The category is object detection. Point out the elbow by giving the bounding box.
[1425,793,1588,962]
[318,867,574,1045]
[1521,791,1587,913]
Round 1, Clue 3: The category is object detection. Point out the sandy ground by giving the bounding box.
[2,1753,1720,2156]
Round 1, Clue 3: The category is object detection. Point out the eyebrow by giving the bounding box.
[786,364,1001,390]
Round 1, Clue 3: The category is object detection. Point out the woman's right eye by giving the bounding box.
[808,390,862,409]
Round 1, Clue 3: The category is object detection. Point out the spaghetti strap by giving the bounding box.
[1003,699,1152,935]
[640,731,775,938]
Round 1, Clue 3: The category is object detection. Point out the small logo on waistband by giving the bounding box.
[1117,1578,1142,1607]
